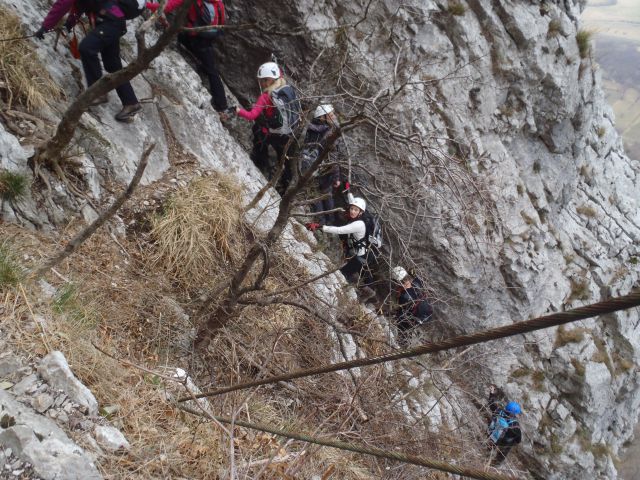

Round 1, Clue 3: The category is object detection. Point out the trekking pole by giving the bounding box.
[0,34,38,42]
[0,29,59,43]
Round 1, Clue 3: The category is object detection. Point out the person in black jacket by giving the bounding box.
[391,266,433,340]
[487,385,522,465]
[301,104,345,222]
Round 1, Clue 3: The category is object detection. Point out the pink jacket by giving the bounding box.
[42,0,124,31]
[236,91,276,122]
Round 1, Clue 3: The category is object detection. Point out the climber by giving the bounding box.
[146,0,229,116]
[35,0,143,122]
[301,104,345,222]
[235,61,301,193]
[305,193,377,302]
[391,266,433,340]
[487,385,522,465]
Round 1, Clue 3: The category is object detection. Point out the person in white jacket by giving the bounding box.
[306,193,376,301]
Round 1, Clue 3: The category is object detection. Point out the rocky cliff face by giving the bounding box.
[1,0,639,478]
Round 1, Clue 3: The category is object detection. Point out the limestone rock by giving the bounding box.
[0,390,101,480]
[37,352,98,416]
[94,426,130,452]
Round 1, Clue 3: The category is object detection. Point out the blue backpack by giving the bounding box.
[488,415,511,443]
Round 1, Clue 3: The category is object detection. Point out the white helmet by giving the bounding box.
[391,266,408,283]
[313,104,334,118]
[257,62,281,79]
[349,197,366,213]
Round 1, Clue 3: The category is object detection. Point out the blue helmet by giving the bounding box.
[505,401,522,415]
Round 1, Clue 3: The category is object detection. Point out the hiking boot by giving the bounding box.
[90,94,109,106]
[115,103,142,122]
[358,286,376,303]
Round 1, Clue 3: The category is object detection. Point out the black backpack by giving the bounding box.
[352,210,382,250]
[193,0,225,39]
[268,85,302,135]
[117,0,145,19]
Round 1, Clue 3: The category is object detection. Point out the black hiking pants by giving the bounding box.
[79,18,138,106]
[178,34,228,112]
[340,252,374,287]
[491,443,512,464]
[251,127,295,192]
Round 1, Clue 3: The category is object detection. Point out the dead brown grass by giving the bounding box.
[0,203,498,480]
[0,6,61,109]
[149,174,245,290]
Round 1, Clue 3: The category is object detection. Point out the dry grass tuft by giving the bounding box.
[576,29,592,59]
[0,6,61,109]
[149,174,245,288]
[555,325,588,347]
[0,170,29,201]
[0,241,24,288]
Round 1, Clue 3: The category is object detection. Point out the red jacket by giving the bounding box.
[146,0,224,28]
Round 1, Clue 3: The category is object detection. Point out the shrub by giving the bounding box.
[568,276,590,302]
[548,19,562,37]
[448,2,466,16]
[596,126,606,138]
[576,29,592,59]
[555,325,588,347]
[576,204,597,218]
[0,242,23,287]
[0,6,61,109]
[571,358,585,377]
[0,171,28,201]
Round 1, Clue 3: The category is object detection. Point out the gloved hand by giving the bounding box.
[34,27,46,40]
[343,181,350,192]
[305,222,322,232]
[64,17,74,32]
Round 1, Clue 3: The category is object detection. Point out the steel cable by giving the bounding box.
[180,291,640,401]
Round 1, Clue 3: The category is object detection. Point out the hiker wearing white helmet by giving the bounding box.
[301,103,345,221]
[236,61,302,193]
[392,266,433,342]
[306,193,376,301]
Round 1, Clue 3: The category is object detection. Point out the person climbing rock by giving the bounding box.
[301,104,345,222]
[235,62,301,193]
[146,0,229,116]
[305,193,377,302]
[35,0,143,122]
[391,266,433,341]
[487,385,522,465]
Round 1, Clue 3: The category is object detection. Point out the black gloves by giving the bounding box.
[34,27,46,40]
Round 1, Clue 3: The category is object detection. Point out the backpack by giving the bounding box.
[488,414,513,444]
[268,85,302,136]
[193,0,225,39]
[358,210,383,250]
[117,0,145,19]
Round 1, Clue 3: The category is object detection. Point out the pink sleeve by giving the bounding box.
[163,0,184,14]
[147,0,183,13]
[237,92,271,122]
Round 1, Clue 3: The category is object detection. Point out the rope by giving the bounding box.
[179,404,518,480]
[180,291,640,402]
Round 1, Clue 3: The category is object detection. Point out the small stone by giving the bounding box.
[11,374,38,396]
[12,469,24,476]
[38,351,98,415]
[94,426,130,452]
[0,382,13,390]
[0,354,22,377]
[32,393,54,413]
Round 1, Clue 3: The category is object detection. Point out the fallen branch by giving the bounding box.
[29,143,154,279]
